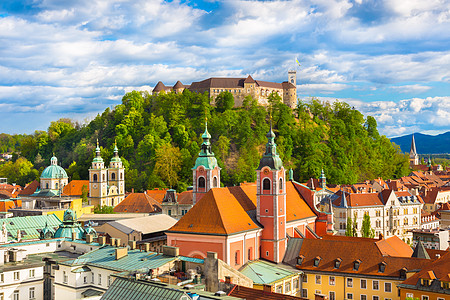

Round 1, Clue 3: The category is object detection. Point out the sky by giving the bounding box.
[0,0,449,137]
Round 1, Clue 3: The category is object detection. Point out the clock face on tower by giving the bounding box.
[263,169,270,175]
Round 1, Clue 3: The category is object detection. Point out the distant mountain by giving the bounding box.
[390,132,450,154]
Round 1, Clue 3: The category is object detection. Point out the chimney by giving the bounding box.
[110,238,116,246]
[115,247,128,260]
[162,245,179,257]
[116,238,121,247]
[128,240,136,250]
[98,236,106,245]
[144,242,150,252]
[86,234,93,244]
[204,252,219,292]
[71,231,77,241]
[132,188,134,193]
[263,284,272,292]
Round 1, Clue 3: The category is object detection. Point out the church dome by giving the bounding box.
[40,156,68,179]
[54,208,85,240]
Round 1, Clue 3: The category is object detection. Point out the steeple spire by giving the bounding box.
[410,134,417,155]
[257,121,283,170]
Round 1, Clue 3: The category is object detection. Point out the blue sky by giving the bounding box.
[0,0,449,137]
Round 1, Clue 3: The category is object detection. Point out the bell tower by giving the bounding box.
[89,140,108,207]
[192,120,220,205]
[256,122,286,263]
[108,140,125,206]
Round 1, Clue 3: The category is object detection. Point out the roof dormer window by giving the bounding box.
[378,262,386,273]
[313,256,321,267]
[334,258,342,269]
[297,255,304,265]
[353,259,361,271]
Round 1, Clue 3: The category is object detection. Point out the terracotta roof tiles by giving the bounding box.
[63,180,89,196]
[402,251,450,286]
[113,193,161,213]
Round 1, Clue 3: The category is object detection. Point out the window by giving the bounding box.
[263,178,271,191]
[285,282,291,292]
[198,177,205,188]
[234,251,240,265]
[347,293,353,299]
[108,276,112,287]
[279,178,283,190]
[13,291,19,300]
[315,275,321,284]
[14,271,20,280]
[213,177,218,188]
[347,278,353,287]
[248,248,251,260]
[168,209,171,216]
[91,273,94,283]
[303,274,307,283]
[0,292,3,300]
[372,296,379,300]
[329,276,335,286]
[63,271,68,283]
[84,276,87,284]
[335,258,342,269]
[314,257,321,267]
[266,251,269,256]
[93,174,98,182]
[353,260,361,271]
[373,280,379,290]
[29,287,35,300]
[301,289,307,298]
[276,285,282,293]
[361,279,367,289]
[29,269,35,278]
[98,274,102,285]
[329,291,335,300]
[384,282,391,292]
[297,255,304,265]
[0,273,3,282]
[102,174,105,181]
[111,173,116,180]
[422,296,429,300]
[361,295,367,300]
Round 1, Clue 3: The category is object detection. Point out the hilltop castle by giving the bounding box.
[153,71,298,108]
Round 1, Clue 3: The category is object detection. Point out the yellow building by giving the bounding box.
[284,235,432,300]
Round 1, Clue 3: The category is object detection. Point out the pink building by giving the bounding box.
[166,123,320,268]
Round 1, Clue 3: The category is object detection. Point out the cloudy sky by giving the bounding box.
[0,0,449,137]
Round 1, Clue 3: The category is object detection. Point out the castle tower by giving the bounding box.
[256,122,286,263]
[89,140,108,207]
[107,140,125,206]
[409,134,419,166]
[192,121,221,205]
[288,70,297,86]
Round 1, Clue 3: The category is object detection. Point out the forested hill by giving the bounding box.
[0,90,410,191]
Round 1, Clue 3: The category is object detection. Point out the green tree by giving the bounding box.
[215,91,234,113]
[345,216,354,237]
[0,157,38,186]
[361,213,375,238]
[94,205,115,214]
[48,118,75,141]
[154,143,182,188]
[81,185,88,204]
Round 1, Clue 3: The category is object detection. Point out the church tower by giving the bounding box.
[288,70,296,86]
[256,122,286,263]
[192,120,220,205]
[89,140,108,207]
[107,141,125,206]
[409,134,419,166]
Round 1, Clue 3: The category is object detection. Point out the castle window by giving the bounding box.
[198,177,206,188]
[263,178,270,191]
[93,174,98,182]
[213,176,218,188]
[112,173,116,180]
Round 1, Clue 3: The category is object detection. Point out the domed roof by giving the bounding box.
[41,156,68,179]
[54,208,85,240]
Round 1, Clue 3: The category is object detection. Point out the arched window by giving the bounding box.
[235,250,240,265]
[112,173,116,180]
[120,173,123,180]
[279,178,283,190]
[263,178,271,191]
[198,177,206,188]
[46,183,49,189]
[55,182,58,189]
[213,176,218,188]
[93,174,98,182]
[102,174,105,181]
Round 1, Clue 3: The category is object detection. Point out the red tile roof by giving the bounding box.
[177,190,193,205]
[19,180,39,195]
[145,189,168,204]
[113,193,161,213]
[333,191,384,207]
[402,251,450,285]
[168,188,260,235]
[294,236,430,278]
[62,180,89,196]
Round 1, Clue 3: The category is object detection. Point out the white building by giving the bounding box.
[330,189,422,243]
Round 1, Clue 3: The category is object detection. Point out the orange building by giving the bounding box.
[166,123,322,268]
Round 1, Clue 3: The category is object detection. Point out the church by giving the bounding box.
[88,140,125,207]
[166,122,331,268]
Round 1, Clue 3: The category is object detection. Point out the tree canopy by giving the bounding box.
[0,90,410,192]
